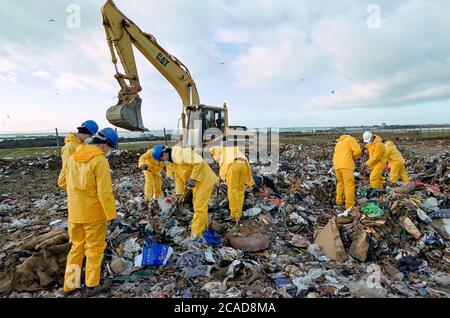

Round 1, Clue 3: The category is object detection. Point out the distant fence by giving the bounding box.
[0,128,176,152]
[279,126,450,139]
[279,126,450,134]
[1,126,450,152]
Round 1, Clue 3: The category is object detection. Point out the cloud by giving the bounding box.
[308,63,450,109]
[305,0,450,109]
[1,0,450,131]
[32,70,51,79]
[53,72,116,92]
[232,28,324,88]
[0,57,21,72]
[0,71,18,83]
[53,73,87,91]
[214,28,250,44]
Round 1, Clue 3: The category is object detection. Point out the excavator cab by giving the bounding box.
[185,105,227,147]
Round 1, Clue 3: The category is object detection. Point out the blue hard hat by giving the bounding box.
[97,128,119,148]
[78,120,99,136]
[152,145,167,162]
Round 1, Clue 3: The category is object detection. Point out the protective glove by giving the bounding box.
[185,179,196,190]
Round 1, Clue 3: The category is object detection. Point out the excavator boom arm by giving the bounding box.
[102,0,200,130]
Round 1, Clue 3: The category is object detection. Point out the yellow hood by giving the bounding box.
[385,140,405,164]
[74,144,104,163]
[373,135,383,144]
[338,135,351,142]
[333,134,362,170]
[210,146,222,161]
[64,133,81,145]
[365,135,387,169]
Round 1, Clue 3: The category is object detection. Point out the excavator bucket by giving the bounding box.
[106,95,147,131]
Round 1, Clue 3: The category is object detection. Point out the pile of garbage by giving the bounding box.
[0,142,449,298]
[0,155,60,176]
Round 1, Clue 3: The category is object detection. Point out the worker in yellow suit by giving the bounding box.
[385,140,410,184]
[58,128,118,296]
[153,145,218,237]
[332,134,362,209]
[138,146,165,200]
[210,145,255,223]
[363,131,388,190]
[59,120,99,182]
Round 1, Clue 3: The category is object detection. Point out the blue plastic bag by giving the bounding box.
[141,244,173,267]
[183,288,192,298]
[274,278,292,289]
[203,231,221,246]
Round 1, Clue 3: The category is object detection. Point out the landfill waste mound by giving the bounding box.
[0,140,449,298]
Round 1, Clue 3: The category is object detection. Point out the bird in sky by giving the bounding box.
[49,19,55,22]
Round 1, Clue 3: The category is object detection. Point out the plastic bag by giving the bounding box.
[139,244,173,267]
[361,203,385,218]
[203,231,221,246]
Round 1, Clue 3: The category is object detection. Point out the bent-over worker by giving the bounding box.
[138,146,165,200]
[385,140,410,184]
[332,134,362,209]
[210,145,255,223]
[153,145,218,238]
[363,131,387,190]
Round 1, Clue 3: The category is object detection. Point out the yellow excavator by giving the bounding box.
[102,0,247,147]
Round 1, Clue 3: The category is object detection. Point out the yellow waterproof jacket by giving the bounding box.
[366,135,387,169]
[170,147,218,195]
[333,135,362,170]
[138,149,164,174]
[385,141,405,166]
[60,133,82,167]
[210,146,255,187]
[58,145,116,224]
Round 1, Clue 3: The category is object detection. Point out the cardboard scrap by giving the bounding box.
[349,232,369,262]
[399,216,422,239]
[314,218,347,261]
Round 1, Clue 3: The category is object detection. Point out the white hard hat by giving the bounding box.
[363,131,373,143]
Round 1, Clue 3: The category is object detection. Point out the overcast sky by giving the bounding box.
[0,0,449,133]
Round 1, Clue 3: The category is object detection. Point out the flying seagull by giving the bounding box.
[49,19,55,22]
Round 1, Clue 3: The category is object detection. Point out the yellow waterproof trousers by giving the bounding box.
[64,220,107,292]
[144,171,163,200]
[389,162,410,183]
[191,186,214,237]
[226,162,247,220]
[370,165,385,190]
[335,168,355,209]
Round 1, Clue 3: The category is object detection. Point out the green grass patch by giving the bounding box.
[0,141,177,159]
